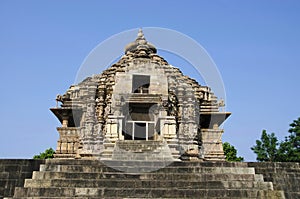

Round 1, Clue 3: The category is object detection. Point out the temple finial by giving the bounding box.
[137,28,144,39]
[124,28,157,54]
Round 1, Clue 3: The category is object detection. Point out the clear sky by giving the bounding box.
[1,1,299,161]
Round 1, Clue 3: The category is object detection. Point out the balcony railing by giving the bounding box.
[125,121,155,140]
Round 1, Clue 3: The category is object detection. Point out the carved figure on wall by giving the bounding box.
[187,105,194,119]
[168,92,178,116]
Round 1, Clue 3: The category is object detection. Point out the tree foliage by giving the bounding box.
[251,118,300,162]
[251,130,279,162]
[277,118,300,162]
[223,142,244,162]
[33,148,55,159]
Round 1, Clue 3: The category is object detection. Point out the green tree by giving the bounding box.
[251,130,279,162]
[277,118,300,162]
[223,142,244,162]
[33,148,55,159]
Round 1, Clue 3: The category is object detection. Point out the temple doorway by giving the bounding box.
[124,103,156,140]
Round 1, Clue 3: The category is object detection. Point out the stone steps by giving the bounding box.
[7,160,286,198]
[116,140,164,151]
[1,160,297,198]
[31,171,260,181]
[0,172,9,179]
[39,163,256,174]
[24,179,273,190]
[255,167,300,173]
[6,196,268,199]
[112,141,175,161]
[43,159,248,167]
[13,187,284,198]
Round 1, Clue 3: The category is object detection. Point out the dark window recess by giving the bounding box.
[134,123,147,140]
[148,123,155,140]
[124,123,133,140]
[132,75,150,93]
[130,105,151,121]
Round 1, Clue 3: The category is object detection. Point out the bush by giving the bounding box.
[33,148,55,159]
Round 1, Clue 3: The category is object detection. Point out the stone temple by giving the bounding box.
[2,30,300,199]
[51,29,231,162]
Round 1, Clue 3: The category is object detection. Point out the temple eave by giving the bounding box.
[200,112,231,128]
[50,107,83,126]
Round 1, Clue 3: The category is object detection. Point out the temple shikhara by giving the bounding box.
[51,29,231,161]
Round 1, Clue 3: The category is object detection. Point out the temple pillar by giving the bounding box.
[101,115,123,159]
[62,118,68,127]
[158,116,180,159]
[201,127,225,161]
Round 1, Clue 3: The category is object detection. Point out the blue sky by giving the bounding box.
[1,1,299,161]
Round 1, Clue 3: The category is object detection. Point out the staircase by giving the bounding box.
[112,140,174,162]
[7,159,285,198]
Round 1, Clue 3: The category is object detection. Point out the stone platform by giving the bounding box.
[2,159,298,198]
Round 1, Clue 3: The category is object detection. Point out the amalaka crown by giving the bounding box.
[124,29,157,54]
